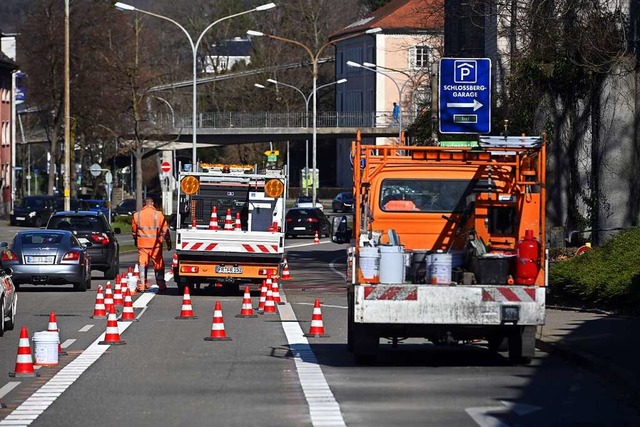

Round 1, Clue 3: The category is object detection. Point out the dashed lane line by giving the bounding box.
[0,383,20,401]
[78,325,93,332]
[60,339,76,349]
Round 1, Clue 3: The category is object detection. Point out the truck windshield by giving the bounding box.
[380,179,470,213]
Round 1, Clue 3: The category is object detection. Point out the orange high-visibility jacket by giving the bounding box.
[131,205,170,249]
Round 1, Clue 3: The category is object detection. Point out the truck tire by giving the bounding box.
[487,336,507,353]
[353,324,379,365]
[508,326,535,364]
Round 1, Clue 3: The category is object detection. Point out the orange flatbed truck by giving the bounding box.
[347,132,547,364]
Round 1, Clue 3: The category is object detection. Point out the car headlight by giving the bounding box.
[28,211,36,218]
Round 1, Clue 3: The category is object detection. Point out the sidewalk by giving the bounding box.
[537,308,640,404]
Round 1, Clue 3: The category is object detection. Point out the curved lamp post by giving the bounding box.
[256,78,347,196]
[115,2,276,170]
[247,28,380,204]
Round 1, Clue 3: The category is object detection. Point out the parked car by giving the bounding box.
[111,198,137,221]
[10,195,57,227]
[331,192,354,213]
[285,207,332,238]
[293,196,324,211]
[0,267,16,336]
[54,198,90,212]
[83,199,110,218]
[46,211,120,279]
[0,230,91,291]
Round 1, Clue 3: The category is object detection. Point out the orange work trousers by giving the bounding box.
[137,246,165,272]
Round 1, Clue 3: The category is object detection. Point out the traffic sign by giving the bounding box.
[90,163,102,177]
[161,161,171,174]
[439,58,491,134]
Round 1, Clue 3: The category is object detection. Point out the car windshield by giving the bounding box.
[287,209,317,218]
[118,200,136,209]
[341,194,354,202]
[20,233,64,246]
[49,216,106,232]
[18,197,45,210]
[86,200,107,209]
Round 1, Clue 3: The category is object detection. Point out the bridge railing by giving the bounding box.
[154,111,414,130]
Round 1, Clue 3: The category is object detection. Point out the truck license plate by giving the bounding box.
[215,266,243,274]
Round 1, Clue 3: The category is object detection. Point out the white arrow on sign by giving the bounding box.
[466,400,542,427]
[447,99,484,111]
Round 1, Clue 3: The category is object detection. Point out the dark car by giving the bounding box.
[331,192,354,213]
[285,208,332,238]
[46,211,120,279]
[10,195,57,227]
[54,198,90,212]
[83,199,110,219]
[111,198,137,221]
[0,268,16,336]
[0,230,91,291]
[293,196,324,210]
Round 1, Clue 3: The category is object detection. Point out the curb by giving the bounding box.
[536,338,640,409]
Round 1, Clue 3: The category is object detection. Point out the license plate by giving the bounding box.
[16,217,25,221]
[293,227,305,231]
[215,266,243,274]
[26,256,54,264]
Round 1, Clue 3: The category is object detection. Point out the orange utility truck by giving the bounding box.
[347,132,547,364]
[173,163,286,293]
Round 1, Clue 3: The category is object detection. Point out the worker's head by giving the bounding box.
[144,197,155,207]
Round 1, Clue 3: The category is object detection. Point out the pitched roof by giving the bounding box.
[331,0,443,39]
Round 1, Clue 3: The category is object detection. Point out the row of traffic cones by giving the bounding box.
[206,207,243,232]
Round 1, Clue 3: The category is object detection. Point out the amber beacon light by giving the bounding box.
[180,176,200,195]
[264,179,284,198]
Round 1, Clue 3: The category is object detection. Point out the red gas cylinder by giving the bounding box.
[515,229,540,285]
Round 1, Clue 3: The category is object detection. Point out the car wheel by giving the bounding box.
[0,297,5,336]
[74,274,88,292]
[5,295,16,331]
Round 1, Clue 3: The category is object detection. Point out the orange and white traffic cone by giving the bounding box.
[263,288,277,314]
[91,285,107,319]
[236,286,257,318]
[224,208,233,231]
[257,280,267,313]
[47,311,66,356]
[175,286,197,319]
[314,230,320,244]
[120,271,128,292]
[281,258,291,280]
[113,274,123,306]
[271,278,283,305]
[133,264,141,291]
[209,206,219,230]
[204,301,232,341]
[234,212,242,231]
[104,281,114,313]
[120,288,136,321]
[172,253,178,271]
[304,298,329,337]
[9,326,38,377]
[99,305,126,345]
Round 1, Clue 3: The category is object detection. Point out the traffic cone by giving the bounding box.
[314,230,320,244]
[204,301,232,341]
[304,298,329,337]
[236,286,257,318]
[281,258,291,280]
[47,311,67,356]
[104,282,114,313]
[9,327,38,377]
[125,269,137,296]
[98,305,126,345]
[271,277,283,305]
[257,280,267,313]
[263,288,277,314]
[133,264,140,290]
[172,253,178,270]
[234,212,242,231]
[224,208,233,230]
[91,285,107,319]
[120,288,136,321]
[113,274,123,306]
[175,286,197,319]
[120,271,128,292]
[209,206,219,230]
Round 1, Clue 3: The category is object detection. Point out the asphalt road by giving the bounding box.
[0,231,639,426]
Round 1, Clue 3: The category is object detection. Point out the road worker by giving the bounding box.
[131,197,172,292]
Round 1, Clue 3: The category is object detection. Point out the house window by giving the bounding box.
[410,46,431,69]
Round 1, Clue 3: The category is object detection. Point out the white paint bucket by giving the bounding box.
[379,245,405,284]
[33,331,59,366]
[430,252,452,284]
[359,246,380,282]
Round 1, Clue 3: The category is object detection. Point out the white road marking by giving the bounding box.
[0,292,158,426]
[285,240,330,249]
[293,302,347,310]
[466,401,542,427]
[329,256,346,280]
[0,382,20,399]
[78,325,93,332]
[279,297,346,427]
[60,339,75,349]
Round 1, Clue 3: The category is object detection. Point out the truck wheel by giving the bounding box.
[487,336,507,353]
[353,324,379,365]
[508,326,534,364]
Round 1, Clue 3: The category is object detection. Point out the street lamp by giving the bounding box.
[115,2,276,171]
[256,78,347,196]
[346,60,405,143]
[247,27,380,204]
[64,0,71,210]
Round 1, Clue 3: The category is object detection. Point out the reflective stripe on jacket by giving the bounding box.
[132,205,169,249]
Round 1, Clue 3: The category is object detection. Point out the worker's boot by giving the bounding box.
[155,269,167,292]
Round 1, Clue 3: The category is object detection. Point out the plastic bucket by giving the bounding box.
[430,252,452,284]
[379,245,405,284]
[359,246,380,282]
[33,331,59,366]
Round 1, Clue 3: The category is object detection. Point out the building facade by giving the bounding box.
[0,34,17,216]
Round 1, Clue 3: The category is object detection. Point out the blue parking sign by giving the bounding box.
[439,58,491,134]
